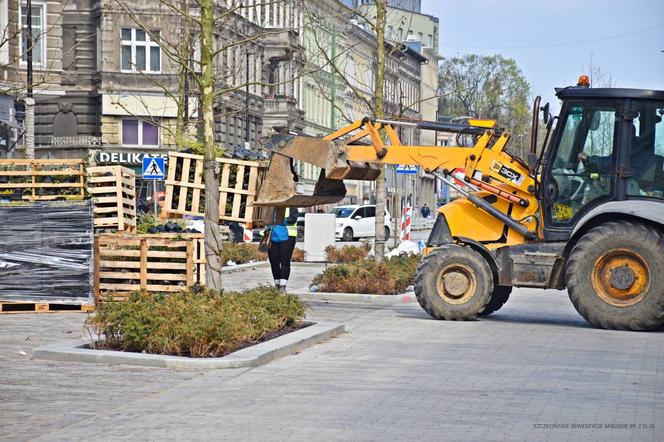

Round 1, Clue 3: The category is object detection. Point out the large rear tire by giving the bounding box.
[566,221,664,331]
[479,286,512,316]
[415,245,493,320]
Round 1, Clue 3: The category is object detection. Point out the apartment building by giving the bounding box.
[0,0,305,172]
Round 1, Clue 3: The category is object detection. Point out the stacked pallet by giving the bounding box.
[0,158,85,201]
[0,200,95,313]
[94,233,205,302]
[87,165,137,232]
[162,151,267,226]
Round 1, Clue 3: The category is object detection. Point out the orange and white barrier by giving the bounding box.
[400,206,412,240]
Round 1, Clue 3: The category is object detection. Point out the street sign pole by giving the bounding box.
[153,180,158,215]
[142,156,166,215]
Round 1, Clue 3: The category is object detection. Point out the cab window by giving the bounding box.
[626,101,664,199]
[548,102,618,224]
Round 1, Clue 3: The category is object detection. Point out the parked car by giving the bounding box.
[331,204,391,241]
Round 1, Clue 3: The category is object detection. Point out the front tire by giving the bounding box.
[415,245,493,320]
[566,221,664,331]
[342,227,354,242]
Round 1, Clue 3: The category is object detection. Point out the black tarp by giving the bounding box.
[0,200,93,302]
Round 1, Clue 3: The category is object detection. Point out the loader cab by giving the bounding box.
[540,86,664,241]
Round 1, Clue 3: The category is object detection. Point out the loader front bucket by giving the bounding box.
[253,153,347,207]
[253,133,381,207]
[263,133,381,181]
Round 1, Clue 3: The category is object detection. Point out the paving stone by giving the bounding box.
[0,277,662,441]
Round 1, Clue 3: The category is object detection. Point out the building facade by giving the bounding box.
[0,0,305,164]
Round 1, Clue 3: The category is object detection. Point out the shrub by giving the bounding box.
[311,254,420,295]
[325,242,371,263]
[85,286,306,358]
[220,242,267,265]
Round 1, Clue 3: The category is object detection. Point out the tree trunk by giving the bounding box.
[200,0,222,290]
[373,0,387,262]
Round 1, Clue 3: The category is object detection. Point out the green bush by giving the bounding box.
[220,242,267,265]
[86,286,306,358]
[311,254,420,295]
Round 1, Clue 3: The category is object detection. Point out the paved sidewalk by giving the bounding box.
[1,281,663,441]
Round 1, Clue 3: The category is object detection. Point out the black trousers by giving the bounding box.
[268,237,296,280]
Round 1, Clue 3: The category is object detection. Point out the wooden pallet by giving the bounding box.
[94,233,205,302]
[0,158,85,201]
[0,302,95,314]
[88,165,137,232]
[162,151,267,226]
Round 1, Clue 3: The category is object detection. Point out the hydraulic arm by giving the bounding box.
[255,118,540,240]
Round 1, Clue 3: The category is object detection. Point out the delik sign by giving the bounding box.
[94,151,168,166]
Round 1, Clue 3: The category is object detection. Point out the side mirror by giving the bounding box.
[527,152,538,173]
[354,216,362,221]
[542,103,550,125]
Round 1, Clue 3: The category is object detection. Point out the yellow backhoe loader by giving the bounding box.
[255,77,664,331]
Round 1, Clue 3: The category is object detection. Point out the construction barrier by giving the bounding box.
[400,206,412,240]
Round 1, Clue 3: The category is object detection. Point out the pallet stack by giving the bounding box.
[0,158,85,201]
[87,165,137,232]
[0,200,95,313]
[94,233,205,302]
[161,151,268,227]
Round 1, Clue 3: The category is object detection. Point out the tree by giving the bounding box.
[372,0,388,262]
[114,0,300,290]
[438,54,531,156]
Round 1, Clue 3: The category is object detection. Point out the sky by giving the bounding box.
[421,0,664,112]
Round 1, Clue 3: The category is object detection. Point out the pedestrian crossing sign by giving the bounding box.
[142,157,165,180]
[396,165,418,174]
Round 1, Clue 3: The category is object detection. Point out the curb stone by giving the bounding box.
[31,321,344,369]
[291,290,417,305]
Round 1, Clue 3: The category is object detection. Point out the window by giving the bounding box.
[0,0,8,64]
[20,1,46,66]
[121,28,161,73]
[122,119,159,146]
[364,206,376,217]
[549,103,618,224]
[353,208,367,218]
[626,101,664,199]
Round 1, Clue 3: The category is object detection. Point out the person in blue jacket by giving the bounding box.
[267,208,299,291]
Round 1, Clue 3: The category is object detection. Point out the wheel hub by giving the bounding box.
[443,271,470,297]
[592,249,649,307]
[610,265,635,290]
[436,264,476,305]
